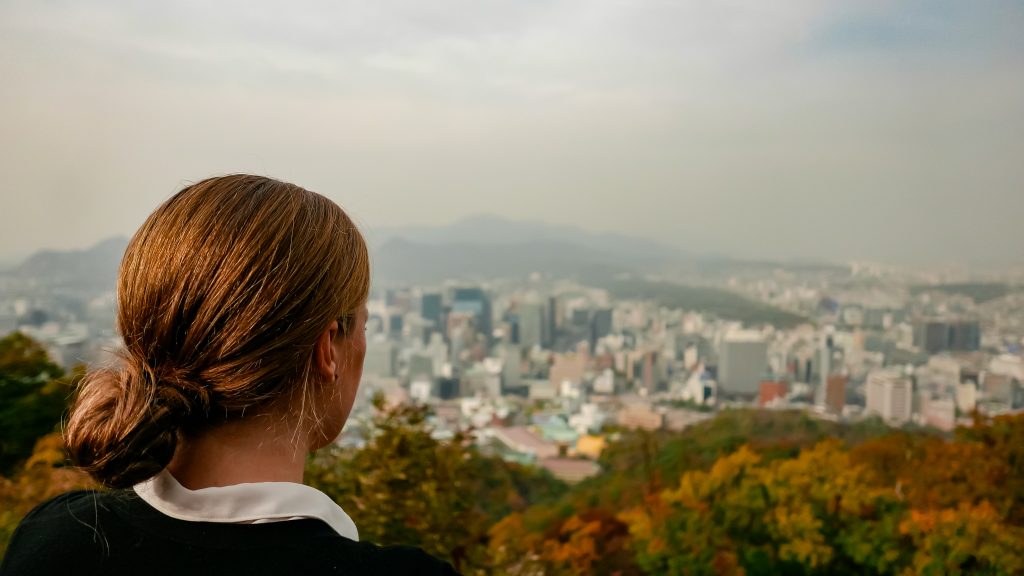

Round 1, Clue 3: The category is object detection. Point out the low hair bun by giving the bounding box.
[65,362,180,489]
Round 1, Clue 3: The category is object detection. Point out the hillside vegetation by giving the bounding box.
[2,334,1021,574]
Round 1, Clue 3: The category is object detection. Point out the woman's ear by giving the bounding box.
[314,319,340,382]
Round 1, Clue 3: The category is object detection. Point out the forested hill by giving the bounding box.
[600,278,810,329]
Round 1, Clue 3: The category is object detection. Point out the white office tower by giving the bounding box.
[410,379,434,403]
[718,331,768,398]
[593,368,615,395]
[502,344,522,391]
[866,370,913,425]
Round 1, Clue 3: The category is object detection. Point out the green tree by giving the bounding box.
[306,394,566,574]
[0,333,68,474]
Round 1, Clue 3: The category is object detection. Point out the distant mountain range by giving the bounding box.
[2,215,845,289]
[10,236,128,291]
[371,214,688,260]
[368,215,846,284]
[369,215,701,284]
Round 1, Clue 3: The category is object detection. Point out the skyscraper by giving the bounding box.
[571,308,590,327]
[420,292,443,329]
[364,338,397,378]
[718,331,769,398]
[388,313,403,338]
[825,374,847,415]
[591,307,613,347]
[545,296,559,348]
[452,287,493,344]
[518,302,545,350]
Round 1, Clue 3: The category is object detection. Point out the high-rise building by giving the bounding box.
[571,308,590,327]
[437,377,461,400]
[820,335,834,389]
[388,313,403,338]
[452,287,493,344]
[591,307,613,347]
[913,318,981,354]
[922,395,956,431]
[364,339,397,377]
[866,371,913,424]
[519,302,545,350]
[825,374,847,415]
[641,351,655,392]
[949,321,982,352]
[502,344,523,394]
[420,292,443,329]
[504,314,520,345]
[718,331,769,398]
[545,296,559,347]
[407,354,434,381]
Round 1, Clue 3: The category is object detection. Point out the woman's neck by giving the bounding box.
[166,417,309,489]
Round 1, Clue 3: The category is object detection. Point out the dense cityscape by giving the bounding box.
[3,234,1023,486]
[2,229,1024,573]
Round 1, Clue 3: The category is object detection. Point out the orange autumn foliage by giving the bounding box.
[0,433,96,558]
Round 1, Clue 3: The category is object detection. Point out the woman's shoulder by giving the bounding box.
[2,490,461,575]
[8,489,123,534]
[1,490,121,575]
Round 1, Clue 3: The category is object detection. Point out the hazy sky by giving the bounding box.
[1,0,1022,265]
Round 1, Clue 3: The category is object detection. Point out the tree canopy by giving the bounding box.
[0,332,70,474]
[2,333,1022,574]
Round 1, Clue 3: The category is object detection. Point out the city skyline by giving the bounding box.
[2,1,1023,265]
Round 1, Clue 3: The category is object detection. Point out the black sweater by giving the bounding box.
[0,491,461,575]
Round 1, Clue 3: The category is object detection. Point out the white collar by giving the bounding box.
[133,469,359,542]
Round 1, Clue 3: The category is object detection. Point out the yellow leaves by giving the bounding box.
[0,433,95,558]
[662,445,761,510]
[705,445,762,491]
[899,501,1024,575]
[541,517,602,572]
[663,472,707,510]
[24,433,65,469]
[903,508,938,533]
[617,506,653,543]
[770,505,831,568]
[490,510,635,576]
[487,513,535,569]
[626,437,917,573]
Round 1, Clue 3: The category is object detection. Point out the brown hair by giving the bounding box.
[65,175,370,488]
